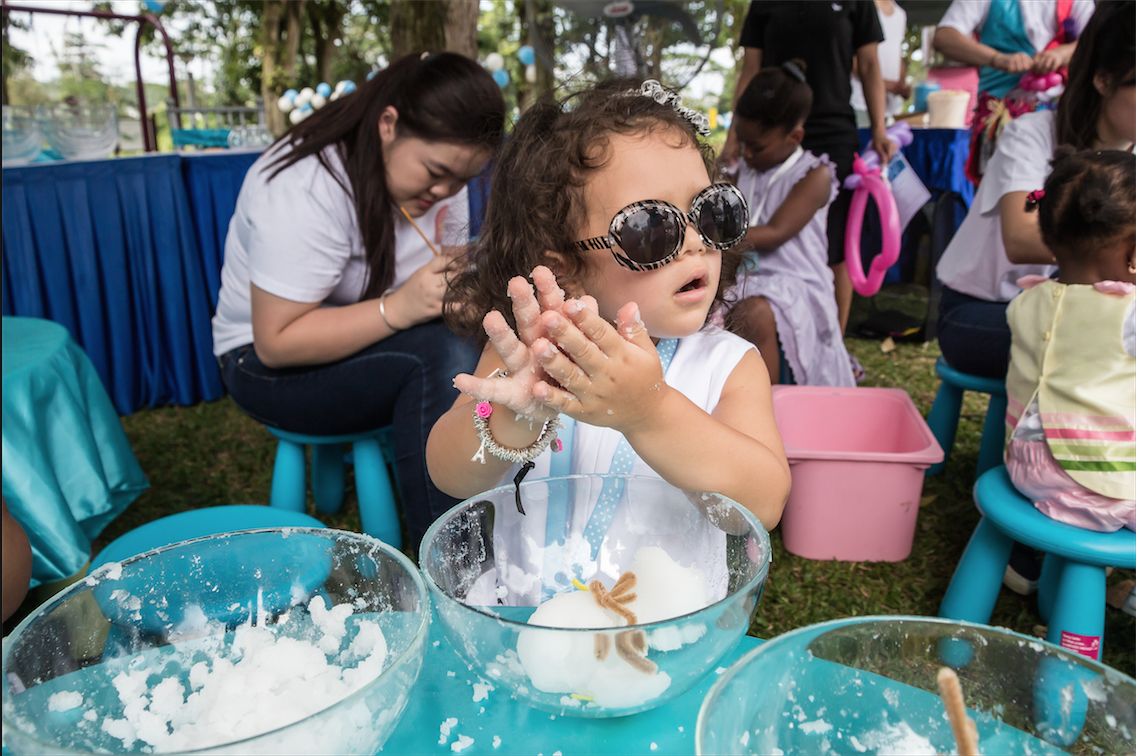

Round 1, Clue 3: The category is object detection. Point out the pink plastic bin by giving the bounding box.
[771,386,944,562]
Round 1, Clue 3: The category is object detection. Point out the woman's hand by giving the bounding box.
[871,129,899,165]
[383,255,451,330]
[1031,46,1070,75]
[532,299,668,432]
[992,51,1033,74]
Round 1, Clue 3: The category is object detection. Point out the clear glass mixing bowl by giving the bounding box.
[41,102,119,161]
[2,105,44,165]
[1,527,429,755]
[697,615,1136,755]
[420,474,771,718]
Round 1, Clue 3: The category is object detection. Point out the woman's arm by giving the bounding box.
[1032,42,1077,74]
[3,498,32,622]
[745,165,832,252]
[251,255,451,367]
[856,43,898,164]
[1000,191,1056,265]
[932,26,1032,73]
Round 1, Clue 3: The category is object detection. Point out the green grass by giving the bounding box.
[25,287,1133,676]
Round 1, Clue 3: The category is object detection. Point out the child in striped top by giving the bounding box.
[1004,147,1135,534]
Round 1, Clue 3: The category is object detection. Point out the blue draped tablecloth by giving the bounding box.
[860,126,974,208]
[2,317,149,587]
[1,152,262,414]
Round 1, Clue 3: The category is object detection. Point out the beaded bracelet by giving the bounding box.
[470,402,563,466]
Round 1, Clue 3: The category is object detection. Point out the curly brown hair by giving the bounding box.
[445,78,741,345]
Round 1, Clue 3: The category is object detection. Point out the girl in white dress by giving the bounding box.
[724,60,856,387]
[428,79,790,535]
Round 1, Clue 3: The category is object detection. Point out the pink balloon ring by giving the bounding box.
[844,153,902,297]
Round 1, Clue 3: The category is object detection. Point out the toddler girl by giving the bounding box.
[428,79,790,543]
[723,60,855,386]
[1005,147,1135,533]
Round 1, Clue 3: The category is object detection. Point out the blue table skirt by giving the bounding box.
[2,317,149,586]
[859,126,974,208]
[382,605,762,755]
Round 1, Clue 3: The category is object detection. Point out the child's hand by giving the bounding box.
[453,274,570,422]
[531,299,668,432]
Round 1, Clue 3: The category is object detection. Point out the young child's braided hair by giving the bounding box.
[1026,146,1136,264]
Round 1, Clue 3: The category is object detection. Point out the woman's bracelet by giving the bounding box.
[470,401,563,466]
[379,287,401,332]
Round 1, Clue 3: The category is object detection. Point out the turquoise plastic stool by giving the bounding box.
[90,505,325,570]
[939,466,1136,661]
[925,356,1007,477]
[267,426,402,548]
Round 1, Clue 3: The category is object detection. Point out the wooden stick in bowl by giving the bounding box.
[937,667,979,756]
[399,206,441,257]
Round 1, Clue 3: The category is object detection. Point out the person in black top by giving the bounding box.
[723,1,898,334]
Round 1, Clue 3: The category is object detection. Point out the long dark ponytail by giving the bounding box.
[267,52,506,300]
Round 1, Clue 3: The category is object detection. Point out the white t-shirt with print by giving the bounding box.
[937,0,1096,55]
[212,143,469,356]
[935,110,1058,303]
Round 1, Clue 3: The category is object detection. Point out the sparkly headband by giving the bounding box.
[627,79,711,137]
[781,61,806,83]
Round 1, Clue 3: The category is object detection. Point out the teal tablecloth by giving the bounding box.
[1,317,149,587]
[382,611,762,755]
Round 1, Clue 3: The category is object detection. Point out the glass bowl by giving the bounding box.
[2,105,43,165]
[697,616,1136,755]
[419,474,771,718]
[1,527,429,755]
[41,102,119,161]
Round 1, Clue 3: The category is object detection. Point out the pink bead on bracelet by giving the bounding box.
[475,401,493,419]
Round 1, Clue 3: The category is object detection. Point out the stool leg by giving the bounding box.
[353,438,402,549]
[311,443,346,514]
[925,381,964,476]
[1037,553,1065,624]
[270,440,307,513]
[977,392,1008,478]
[939,517,1013,623]
[1046,560,1106,661]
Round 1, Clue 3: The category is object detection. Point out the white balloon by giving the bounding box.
[310,93,327,110]
[329,91,341,102]
[289,107,305,124]
[485,52,504,72]
[525,64,537,83]
[277,95,295,113]
[299,87,315,99]
[334,80,348,93]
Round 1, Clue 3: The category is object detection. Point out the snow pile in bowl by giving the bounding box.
[419,474,771,718]
[1,527,428,755]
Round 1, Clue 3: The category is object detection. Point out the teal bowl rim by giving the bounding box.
[694,614,1136,755]
[418,473,773,632]
[1,526,431,756]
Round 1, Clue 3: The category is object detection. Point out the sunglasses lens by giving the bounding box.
[698,188,747,247]
[618,208,682,265]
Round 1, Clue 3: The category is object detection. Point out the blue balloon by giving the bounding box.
[299,102,313,113]
[142,0,166,12]
[341,81,356,94]
[366,70,377,81]
[316,82,332,98]
[283,88,299,101]
[492,69,510,88]
[518,45,535,66]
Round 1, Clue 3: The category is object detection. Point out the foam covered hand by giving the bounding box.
[453,272,572,422]
[532,300,668,431]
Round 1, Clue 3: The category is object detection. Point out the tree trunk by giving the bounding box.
[390,1,447,61]
[309,1,346,85]
[518,0,555,111]
[443,0,479,60]
[260,0,306,137]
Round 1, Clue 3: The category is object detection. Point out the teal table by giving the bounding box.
[383,613,762,755]
[1,317,149,587]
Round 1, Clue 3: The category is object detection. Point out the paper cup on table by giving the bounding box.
[926,90,971,129]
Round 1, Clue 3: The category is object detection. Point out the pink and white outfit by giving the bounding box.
[725,149,855,387]
[1004,276,1136,533]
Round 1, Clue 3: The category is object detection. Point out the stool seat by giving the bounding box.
[91,505,325,570]
[925,356,1007,478]
[266,425,401,548]
[975,467,1136,569]
[941,465,1133,661]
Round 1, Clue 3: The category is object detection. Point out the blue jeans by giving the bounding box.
[936,285,1011,379]
[219,320,480,547]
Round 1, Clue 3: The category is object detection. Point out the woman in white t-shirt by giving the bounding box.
[212,52,505,546]
[935,2,1134,380]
